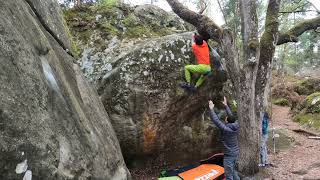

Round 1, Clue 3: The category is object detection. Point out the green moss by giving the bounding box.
[122,14,175,38]
[124,26,154,39]
[228,99,238,114]
[303,92,320,113]
[123,14,139,27]
[60,9,80,57]
[273,98,290,106]
[75,29,92,44]
[99,21,119,36]
[81,12,95,21]
[62,3,186,51]
[71,39,81,58]
[306,92,320,104]
[92,39,107,52]
[63,7,94,45]
[64,7,95,21]
[295,78,320,95]
[98,0,117,7]
[248,39,259,50]
[93,3,118,18]
[122,15,174,38]
[63,9,78,20]
[295,84,308,95]
[156,28,174,36]
[294,113,320,130]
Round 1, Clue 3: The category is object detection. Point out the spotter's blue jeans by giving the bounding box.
[224,154,240,180]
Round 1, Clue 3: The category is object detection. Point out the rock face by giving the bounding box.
[80,31,228,165]
[133,5,191,31]
[296,67,320,77]
[295,78,320,96]
[0,0,130,179]
[63,3,194,58]
[294,92,320,131]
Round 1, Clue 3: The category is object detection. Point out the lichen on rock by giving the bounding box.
[302,92,320,113]
[63,3,194,56]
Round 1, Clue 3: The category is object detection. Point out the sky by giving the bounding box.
[309,0,320,9]
[124,0,225,25]
[58,0,320,26]
[124,0,320,26]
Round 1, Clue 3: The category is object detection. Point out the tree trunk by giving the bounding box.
[278,45,288,86]
[166,0,320,176]
[74,0,81,7]
[236,0,261,174]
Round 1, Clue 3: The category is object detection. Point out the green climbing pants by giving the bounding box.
[184,64,211,87]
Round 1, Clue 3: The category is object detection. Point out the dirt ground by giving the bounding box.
[266,105,320,180]
[131,104,320,179]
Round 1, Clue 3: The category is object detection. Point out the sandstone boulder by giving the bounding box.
[0,0,130,179]
[80,32,228,165]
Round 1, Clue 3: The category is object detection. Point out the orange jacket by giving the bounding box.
[192,41,210,65]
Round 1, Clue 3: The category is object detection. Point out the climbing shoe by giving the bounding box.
[180,82,192,89]
[189,85,197,92]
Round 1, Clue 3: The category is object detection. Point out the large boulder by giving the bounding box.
[133,4,192,31]
[80,31,228,165]
[294,78,320,95]
[294,92,320,131]
[296,66,320,77]
[63,3,194,56]
[0,0,130,179]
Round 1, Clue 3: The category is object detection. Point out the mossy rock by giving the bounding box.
[267,129,295,152]
[63,3,190,50]
[303,92,320,113]
[295,78,320,95]
[123,26,155,38]
[91,4,119,18]
[123,14,140,27]
[305,92,320,104]
[294,113,320,130]
[99,21,119,35]
[273,98,290,106]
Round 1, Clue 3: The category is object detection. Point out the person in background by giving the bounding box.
[208,97,240,180]
[259,112,270,167]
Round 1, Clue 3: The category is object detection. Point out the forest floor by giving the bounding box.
[131,104,320,179]
[266,105,320,180]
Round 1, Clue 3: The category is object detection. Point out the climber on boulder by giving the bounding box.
[180,34,211,91]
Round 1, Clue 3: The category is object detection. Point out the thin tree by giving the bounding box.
[74,0,82,7]
[198,0,208,14]
[166,0,320,175]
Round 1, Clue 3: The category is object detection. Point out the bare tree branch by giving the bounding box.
[217,0,228,26]
[239,0,259,61]
[277,16,320,45]
[308,0,320,14]
[166,0,222,41]
[220,29,241,87]
[198,0,208,15]
[279,10,318,14]
[75,0,81,7]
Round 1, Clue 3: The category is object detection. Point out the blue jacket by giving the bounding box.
[209,106,240,156]
[262,112,269,135]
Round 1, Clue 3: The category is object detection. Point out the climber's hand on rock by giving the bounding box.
[209,100,215,110]
[222,96,228,106]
